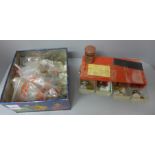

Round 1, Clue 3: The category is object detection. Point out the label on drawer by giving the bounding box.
[88,64,111,77]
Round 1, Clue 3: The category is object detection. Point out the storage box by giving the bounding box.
[0,48,71,113]
[79,45,148,103]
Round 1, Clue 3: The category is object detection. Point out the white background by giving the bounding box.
[0,0,155,155]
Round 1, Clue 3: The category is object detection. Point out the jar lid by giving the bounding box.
[85,45,96,56]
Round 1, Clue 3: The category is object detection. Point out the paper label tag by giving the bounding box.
[6,105,22,110]
[88,64,111,77]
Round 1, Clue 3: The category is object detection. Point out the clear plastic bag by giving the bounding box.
[12,77,45,102]
[21,57,42,66]
[12,57,67,102]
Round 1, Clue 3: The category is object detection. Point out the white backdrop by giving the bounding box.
[0,40,155,81]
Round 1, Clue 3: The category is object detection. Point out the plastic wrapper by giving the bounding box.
[11,56,67,102]
[112,83,131,100]
[12,77,45,102]
[96,81,112,96]
[21,57,42,66]
[130,86,147,103]
[112,83,147,102]
[79,80,95,93]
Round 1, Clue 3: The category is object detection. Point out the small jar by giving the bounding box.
[85,45,96,64]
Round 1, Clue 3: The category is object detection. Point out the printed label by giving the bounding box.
[6,105,22,110]
[88,64,111,77]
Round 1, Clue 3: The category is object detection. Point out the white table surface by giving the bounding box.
[0,58,155,115]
